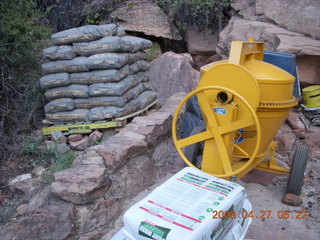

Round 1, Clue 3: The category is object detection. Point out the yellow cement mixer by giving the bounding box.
[172,39,308,194]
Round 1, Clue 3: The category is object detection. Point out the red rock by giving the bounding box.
[77,197,125,235]
[51,165,110,204]
[69,136,90,151]
[16,204,28,216]
[282,193,302,206]
[88,130,103,143]
[205,53,222,64]
[286,112,306,130]
[12,202,75,240]
[241,169,286,186]
[185,28,218,55]
[98,136,147,172]
[51,130,67,143]
[0,195,9,203]
[305,132,320,160]
[149,52,200,106]
[68,134,83,142]
[276,132,296,152]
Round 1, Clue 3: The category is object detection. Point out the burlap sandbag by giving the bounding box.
[69,60,149,85]
[115,27,126,37]
[42,57,88,74]
[73,36,122,56]
[90,90,157,120]
[42,45,77,61]
[120,36,152,53]
[128,51,148,64]
[44,84,89,100]
[51,24,118,45]
[89,74,144,96]
[70,69,122,85]
[86,53,129,70]
[46,109,91,123]
[44,98,75,113]
[74,82,151,108]
[40,72,70,89]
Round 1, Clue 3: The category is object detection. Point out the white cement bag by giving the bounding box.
[40,72,70,89]
[42,45,77,61]
[73,36,122,56]
[44,98,75,113]
[46,109,91,122]
[86,53,129,70]
[44,84,89,100]
[51,24,118,45]
[120,36,152,53]
[42,57,88,74]
[123,167,246,240]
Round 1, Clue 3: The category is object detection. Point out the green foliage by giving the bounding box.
[20,135,75,172]
[146,43,162,62]
[153,0,230,34]
[0,0,50,81]
[0,0,51,159]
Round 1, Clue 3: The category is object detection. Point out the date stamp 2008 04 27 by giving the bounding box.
[212,210,308,220]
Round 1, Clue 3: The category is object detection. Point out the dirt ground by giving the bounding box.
[103,157,320,240]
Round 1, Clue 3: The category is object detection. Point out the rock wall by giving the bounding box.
[0,93,185,240]
[217,0,320,86]
[40,24,158,123]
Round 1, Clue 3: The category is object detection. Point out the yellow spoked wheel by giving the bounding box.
[172,86,262,179]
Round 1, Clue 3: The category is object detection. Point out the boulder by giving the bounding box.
[16,204,28,216]
[88,130,103,143]
[185,27,219,55]
[149,52,200,105]
[286,112,306,130]
[282,193,302,206]
[255,0,320,39]
[5,203,75,240]
[305,132,320,160]
[232,0,320,40]
[68,134,84,142]
[28,187,51,214]
[217,17,320,59]
[51,165,110,204]
[297,56,320,86]
[70,136,90,151]
[110,0,181,40]
[76,197,125,235]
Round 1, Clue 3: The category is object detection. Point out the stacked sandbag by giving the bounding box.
[40,24,158,123]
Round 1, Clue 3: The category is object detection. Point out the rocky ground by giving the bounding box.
[102,152,320,240]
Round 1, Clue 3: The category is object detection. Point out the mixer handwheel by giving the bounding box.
[172,86,261,179]
[185,126,205,168]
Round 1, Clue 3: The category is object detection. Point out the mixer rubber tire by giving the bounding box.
[287,145,309,195]
[184,126,205,167]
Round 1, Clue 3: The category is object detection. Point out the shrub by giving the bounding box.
[0,0,51,160]
[153,0,230,34]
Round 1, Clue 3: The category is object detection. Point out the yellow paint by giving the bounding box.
[42,121,121,135]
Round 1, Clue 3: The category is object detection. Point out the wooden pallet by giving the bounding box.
[42,100,159,135]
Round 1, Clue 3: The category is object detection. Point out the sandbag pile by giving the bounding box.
[40,24,158,123]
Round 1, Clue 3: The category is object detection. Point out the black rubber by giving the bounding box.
[184,126,205,168]
[287,145,309,195]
